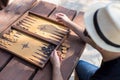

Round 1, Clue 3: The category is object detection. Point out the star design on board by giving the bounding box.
[21,42,29,49]
[38,25,46,31]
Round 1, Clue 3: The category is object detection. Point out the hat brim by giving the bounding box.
[84,3,120,52]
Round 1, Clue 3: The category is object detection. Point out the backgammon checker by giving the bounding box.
[0,10,69,68]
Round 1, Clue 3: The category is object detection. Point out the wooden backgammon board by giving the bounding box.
[0,7,69,68]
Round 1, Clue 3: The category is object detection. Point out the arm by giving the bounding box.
[56,13,120,61]
[55,13,106,51]
[56,13,93,45]
[50,50,63,80]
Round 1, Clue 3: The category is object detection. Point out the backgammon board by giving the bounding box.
[0,9,69,68]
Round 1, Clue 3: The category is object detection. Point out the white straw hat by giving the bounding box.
[84,2,120,52]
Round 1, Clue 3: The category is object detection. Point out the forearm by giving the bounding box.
[52,66,63,80]
[65,20,102,50]
[65,20,87,42]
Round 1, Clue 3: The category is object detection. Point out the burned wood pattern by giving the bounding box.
[0,5,69,68]
[12,13,69,45]
[0,29,56,68]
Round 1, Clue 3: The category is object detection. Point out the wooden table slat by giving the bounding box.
[60,12,86,80]
[73,12,85,32]
[0,50,12,70]
[49,6,77,21]
[33,62,52,80]
[29,1,56,17]
[61,36,85,80]
[0,57,37,80]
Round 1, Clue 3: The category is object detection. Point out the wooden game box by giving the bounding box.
[0,6,70,68]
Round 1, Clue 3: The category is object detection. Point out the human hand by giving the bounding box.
[55,13,71,25]
[50,50,61,68]
[50,50,63,80]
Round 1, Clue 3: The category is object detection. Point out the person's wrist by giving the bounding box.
[53,64,61,69]
[66,19,72,24]
[64,19,72,27]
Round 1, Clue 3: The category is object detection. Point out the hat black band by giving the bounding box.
[93,10,120,47]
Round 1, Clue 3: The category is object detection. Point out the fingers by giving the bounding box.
[50,50,57,58]
[51,50,60,59]
[55,13,67,24]
[55,13,65,18]
[56,51,62,62]
[50,50,61,67]
[53,50,58,57]
[55,13,65,19]
[50,50,59,60]
[54,51,63,62]
[50,50,62,62]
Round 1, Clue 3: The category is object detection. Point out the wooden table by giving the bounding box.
[0,0,86,80]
